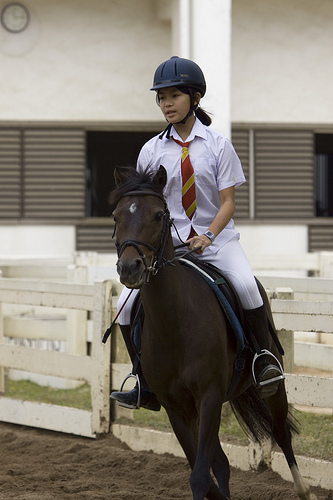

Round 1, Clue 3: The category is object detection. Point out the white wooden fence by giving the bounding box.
[0,250,332,280]
[268,286,332,409]
[0,255,332,440]
[249,251,333,278]
[111,279,333,411]
[0,277,120,438]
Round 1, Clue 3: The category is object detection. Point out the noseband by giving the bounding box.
[115,190,173,279]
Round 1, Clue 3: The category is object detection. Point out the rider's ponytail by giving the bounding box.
[194,106,212,126]
[182,86,212,127]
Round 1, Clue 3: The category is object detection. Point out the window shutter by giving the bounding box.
[255,130,314,218]
[309,224,333,251]
[232,129,250,219]
[23,129,86,218]
[0,129,22,217]
[76,225,116,253]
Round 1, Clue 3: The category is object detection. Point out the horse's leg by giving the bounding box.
[190,394,229,500]
[166,407,225,500]
[165,407,198,467]
[211,437,231,497]
[266,384,318,500]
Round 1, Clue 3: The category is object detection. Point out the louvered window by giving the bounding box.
[232,129,250,219]
[76,224,116,253]
[254,130,314,218]
[309,224,333,252]
[0,128,86,219]
[23,129,86,218]
[0,130,22,217]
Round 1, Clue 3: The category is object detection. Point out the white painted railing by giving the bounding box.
[249,251,333,278]
[0,277,122,438]
[0,255,332,439]
[111,285,333,411]
[0,251,332,279]
[269,287,332,409]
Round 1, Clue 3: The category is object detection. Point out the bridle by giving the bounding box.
[103,188,200,345]
[114,190,173,280]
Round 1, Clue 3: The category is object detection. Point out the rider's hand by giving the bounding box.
[187,234,212,254]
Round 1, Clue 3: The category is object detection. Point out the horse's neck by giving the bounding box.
[140,242,185,330]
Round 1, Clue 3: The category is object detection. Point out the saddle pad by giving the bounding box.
[178,257,246,354]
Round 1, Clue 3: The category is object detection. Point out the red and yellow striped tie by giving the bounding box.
[173,139,197,220]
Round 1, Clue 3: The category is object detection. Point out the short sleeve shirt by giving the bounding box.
[137,119,246,253]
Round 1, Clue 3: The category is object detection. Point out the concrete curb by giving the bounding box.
[112,424,333,491]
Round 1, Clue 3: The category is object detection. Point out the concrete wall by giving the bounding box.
[0,0,170,123]
[237,224,308,257]
[0,226,75,255]
[1,0,332,126]
[0,223,308,258]
[1,0,331,257]
[231,0,333,125]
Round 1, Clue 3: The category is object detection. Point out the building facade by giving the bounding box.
[0,0,332,257]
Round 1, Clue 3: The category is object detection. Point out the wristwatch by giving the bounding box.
[204,230,215,243]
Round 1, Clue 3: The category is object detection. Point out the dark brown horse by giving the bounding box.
[110,165,317,500]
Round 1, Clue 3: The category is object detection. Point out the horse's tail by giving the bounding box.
[229,385,299,444]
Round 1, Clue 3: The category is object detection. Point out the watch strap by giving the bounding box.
[204,230,215,243]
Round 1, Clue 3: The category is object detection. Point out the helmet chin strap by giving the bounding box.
[159,105,197,140]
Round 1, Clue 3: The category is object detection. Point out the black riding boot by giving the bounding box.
[110,325,161,411]
[244,305,284,397]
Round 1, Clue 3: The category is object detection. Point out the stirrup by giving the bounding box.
[116,373,141,409]
[252,349,285,388]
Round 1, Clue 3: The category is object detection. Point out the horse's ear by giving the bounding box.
[114,166,135,187]
[153,165,167,191]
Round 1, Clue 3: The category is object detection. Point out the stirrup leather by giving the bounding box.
[252,349,285,388]
[116,373,141,409]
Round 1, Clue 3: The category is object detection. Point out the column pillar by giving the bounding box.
[172,0,232,137]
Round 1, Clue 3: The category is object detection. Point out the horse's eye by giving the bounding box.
[155,211,164,221]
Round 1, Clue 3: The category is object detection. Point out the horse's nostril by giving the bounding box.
[129,258,143,275]
[116,258,143,279]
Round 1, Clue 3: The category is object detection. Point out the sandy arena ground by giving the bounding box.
[0,422,331,500]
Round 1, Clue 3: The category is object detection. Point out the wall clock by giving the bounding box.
[1,3,30,33]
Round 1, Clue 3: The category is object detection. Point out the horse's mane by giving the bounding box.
[109,166,163,206]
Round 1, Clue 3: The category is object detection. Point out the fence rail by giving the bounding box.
[249,251,333,277]
[0,259,332,438]
[0,278,116,438]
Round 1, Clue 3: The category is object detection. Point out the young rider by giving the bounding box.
[111,56,284,411]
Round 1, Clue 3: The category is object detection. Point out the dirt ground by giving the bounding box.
[0,422,331,500]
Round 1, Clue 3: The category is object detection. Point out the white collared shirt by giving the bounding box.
[137,119,246,253]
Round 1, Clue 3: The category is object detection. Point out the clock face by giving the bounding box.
[1,3,30,33]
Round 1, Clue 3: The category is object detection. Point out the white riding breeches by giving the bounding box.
[117,237,263,325]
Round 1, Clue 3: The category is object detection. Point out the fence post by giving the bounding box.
[65,265,90,388]
[66,265,89,358]
[0,297,4,394]
[0,269,5,393]
[319,252,333,278]
[268,287,295,373]
[248,438,273,469]
[90,280,112,435]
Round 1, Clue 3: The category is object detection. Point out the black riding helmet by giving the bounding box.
[152,56,207,138]
[151,56,206,97]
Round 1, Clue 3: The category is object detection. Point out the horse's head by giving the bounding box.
[110,165,171,288]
